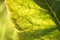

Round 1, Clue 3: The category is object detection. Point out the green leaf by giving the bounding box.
[34,0,60,30]
[5,0,60,40]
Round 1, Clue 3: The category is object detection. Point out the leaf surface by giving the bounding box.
[5,0,60,40]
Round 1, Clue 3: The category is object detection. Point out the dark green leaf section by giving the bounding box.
[34,0,60,30]
[18,27,58,40]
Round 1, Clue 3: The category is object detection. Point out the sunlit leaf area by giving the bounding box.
[0,0,60,40]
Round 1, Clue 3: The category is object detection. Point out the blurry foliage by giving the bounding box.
[0,0,60,40]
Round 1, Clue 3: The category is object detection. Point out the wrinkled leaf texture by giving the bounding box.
[0,0,60,40]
